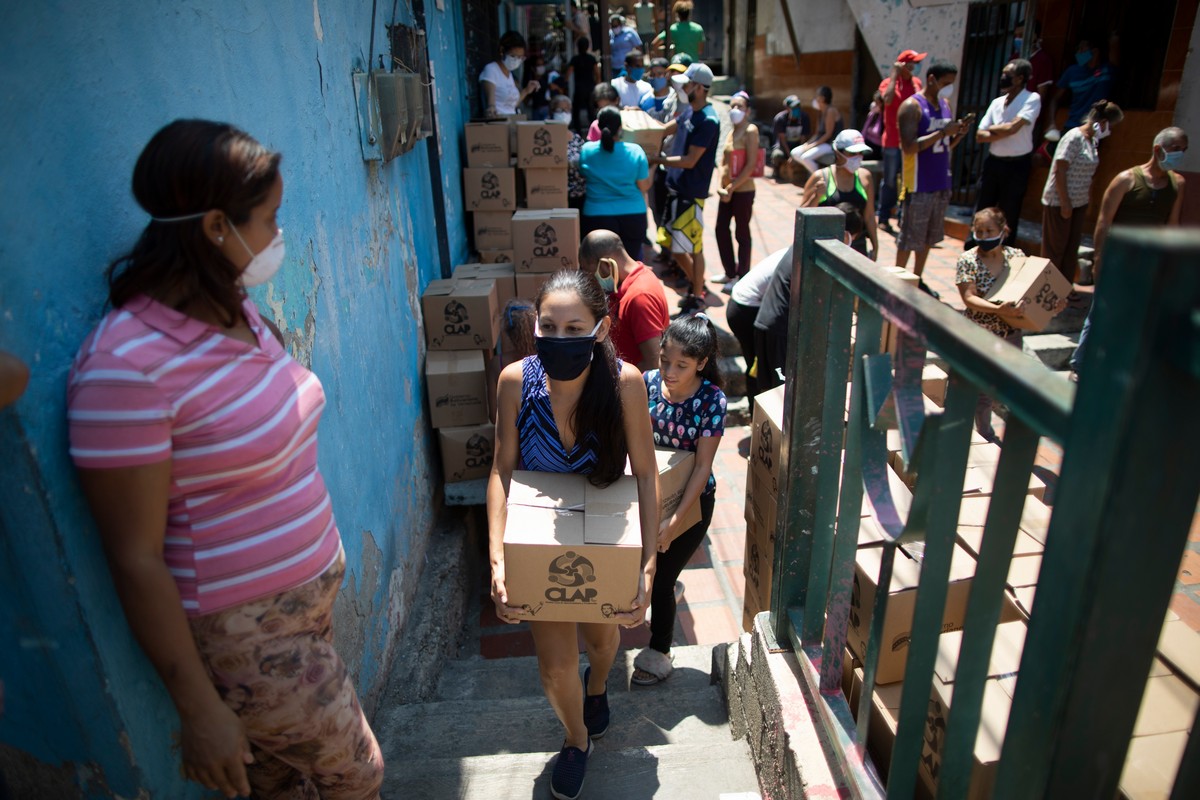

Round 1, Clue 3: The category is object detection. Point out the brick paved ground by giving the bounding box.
[473,126,1199,659]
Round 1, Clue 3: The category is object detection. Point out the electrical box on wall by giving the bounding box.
[351,23,433,163]
[377,71,424,161]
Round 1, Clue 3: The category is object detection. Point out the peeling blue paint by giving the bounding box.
[0,1,470,795]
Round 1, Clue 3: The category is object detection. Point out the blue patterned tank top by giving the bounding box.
[517,356,600,474]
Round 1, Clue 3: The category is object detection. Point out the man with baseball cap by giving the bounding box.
[878,49,926,234]
[770,95,812,183]
[800,129,880,259]
[652,62,720,313]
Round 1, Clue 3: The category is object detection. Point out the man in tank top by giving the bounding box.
[895,60,969,296]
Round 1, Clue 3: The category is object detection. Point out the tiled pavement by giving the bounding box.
[473,142,1200,660]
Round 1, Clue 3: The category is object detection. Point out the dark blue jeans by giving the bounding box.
[877,146,903,225]
[1070,306,1092,373]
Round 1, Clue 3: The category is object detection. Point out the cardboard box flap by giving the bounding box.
[1119,731,1189,800]
[1132,674,1200,737]
[426,350,485,376]
[1157,618,1200,689]
[502,506,584,546]
[934,620,1028,684]
[583,476,640,546]
[900,541,978,583]
[1006,554,1042,589]
[508,470,586,511]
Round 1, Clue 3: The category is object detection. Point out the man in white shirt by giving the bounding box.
[970,58,1041,247]
[611,50,652,108]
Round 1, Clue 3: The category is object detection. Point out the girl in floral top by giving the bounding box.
[633,314,726,685]
[955,207,1030,441]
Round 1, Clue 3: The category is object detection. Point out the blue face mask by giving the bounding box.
[650,76,668,91]
[1075,50,1092,67]
[627,67,644,81]
[1160,149,1184,171]
[535,319,603,381]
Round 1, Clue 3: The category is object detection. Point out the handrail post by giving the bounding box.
[770,207,846,644]
[994,228,1200,798]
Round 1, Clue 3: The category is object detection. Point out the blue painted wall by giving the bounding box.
[0,1,471,796]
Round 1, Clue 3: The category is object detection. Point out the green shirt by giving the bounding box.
[664,21,704,58]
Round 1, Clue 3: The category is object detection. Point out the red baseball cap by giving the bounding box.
[897,50,927,63]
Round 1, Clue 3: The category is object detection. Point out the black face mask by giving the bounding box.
[999,73,1014,90]
[535,320,602,381]
[977,235,1004,252]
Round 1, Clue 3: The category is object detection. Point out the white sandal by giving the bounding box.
[631,647,674,686]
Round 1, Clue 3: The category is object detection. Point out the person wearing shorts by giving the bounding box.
[896,60,967,295]
[654,62,719,313]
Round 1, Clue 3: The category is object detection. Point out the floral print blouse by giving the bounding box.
[955,245,1024,338]
[644,369,726,495]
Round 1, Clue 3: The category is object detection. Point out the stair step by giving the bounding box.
[1022,333,1079,371]
[436,644,719,702]
[381,740,760,799]
[379,682,733,760]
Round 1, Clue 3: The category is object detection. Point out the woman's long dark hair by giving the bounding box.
[106,119,282,326]
[596,107,622,153]
[535,270,626,487]
[662,314,723,388]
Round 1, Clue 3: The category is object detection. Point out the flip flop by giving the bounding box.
[631,647,673,686]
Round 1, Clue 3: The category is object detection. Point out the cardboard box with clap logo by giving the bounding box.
[984,254,1072,332]
[742,516,773,629]
[627,447,702,532]
[919,620,1027,798]
[471,211,513,251]
[748,385,785,495]
[425,351,489,429]
[522,169,570,209]
[512,209,580,273]
[438,423,495,482]
[516,120,571,168]
[464,122,511,167]
[421,278,500,350]
[503,471,644,624]
[463,167,517,211]
[848,543,980,684]
[453,262,516,313]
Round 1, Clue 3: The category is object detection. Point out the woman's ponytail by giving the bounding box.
[596,106,622,153]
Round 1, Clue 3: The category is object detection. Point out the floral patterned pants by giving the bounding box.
[189,551,384,799]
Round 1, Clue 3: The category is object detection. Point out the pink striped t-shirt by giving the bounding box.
[67,294,342,616]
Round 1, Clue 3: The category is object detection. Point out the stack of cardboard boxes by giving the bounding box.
[422,276,500,486]
[463,119,580,310]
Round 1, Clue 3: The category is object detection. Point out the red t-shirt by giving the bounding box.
[878,74,923,148]
[610,262,669,366]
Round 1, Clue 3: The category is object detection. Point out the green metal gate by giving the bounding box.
[765,207,1200,798]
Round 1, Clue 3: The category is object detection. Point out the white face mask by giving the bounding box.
[811,98,821,110]
[728,108,746,125]
[674,84,687,100]
[552,111,572,124]
[1092,121,1110,140]
[843,155,863,171]
[503,55,523,71]
[231,227,285,287]
[937,83,955,101]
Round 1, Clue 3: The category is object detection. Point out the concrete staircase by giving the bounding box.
[376,644,761,799]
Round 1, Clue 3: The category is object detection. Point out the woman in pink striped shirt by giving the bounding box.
[67,120,383,799]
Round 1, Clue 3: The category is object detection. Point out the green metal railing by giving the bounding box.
[766,207,1200,798]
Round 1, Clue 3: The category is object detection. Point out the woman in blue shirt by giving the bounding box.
[579,107,653,260]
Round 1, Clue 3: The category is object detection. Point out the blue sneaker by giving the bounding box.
[550,738,594,800]
[582,667,609,739]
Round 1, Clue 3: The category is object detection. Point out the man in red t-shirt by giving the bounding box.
[877,49,926,234]
[579,230,670,370]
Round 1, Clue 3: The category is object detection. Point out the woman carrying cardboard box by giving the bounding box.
[632,314,726,685]
[488,270,659,800]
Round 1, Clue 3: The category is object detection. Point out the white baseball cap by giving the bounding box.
[833,129,873,155]
[671,62,714,88]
